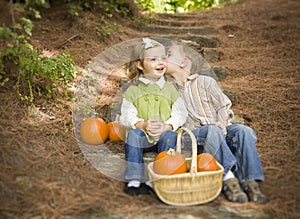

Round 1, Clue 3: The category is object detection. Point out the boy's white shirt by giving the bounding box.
[119,76,188,131]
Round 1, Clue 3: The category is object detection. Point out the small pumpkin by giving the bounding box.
[108,115,126,142]
[197,153,217,172]
[80,118,108,145]
[153,148,188,175]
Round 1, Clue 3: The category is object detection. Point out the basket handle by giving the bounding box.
[176,127,197,174]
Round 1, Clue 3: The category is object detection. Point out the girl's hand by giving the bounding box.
[146,119,165,141]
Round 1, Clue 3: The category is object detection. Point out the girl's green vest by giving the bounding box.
[124,81,179,122]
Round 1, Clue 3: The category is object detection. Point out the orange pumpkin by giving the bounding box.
[108,115,126,142]
[80,118,108,145]
[197,153,217,172]
[153,148,187,175]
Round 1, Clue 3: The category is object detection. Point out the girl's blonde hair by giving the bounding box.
[127,38,165,81]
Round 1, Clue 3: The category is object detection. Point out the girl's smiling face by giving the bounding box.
[138,45,167,81]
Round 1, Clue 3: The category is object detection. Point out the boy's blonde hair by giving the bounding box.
[127,38,165,81]
[172,41,216,79]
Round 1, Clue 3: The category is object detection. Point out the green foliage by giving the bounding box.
[65,0,129,39]
[0,18,77,105]
[15,0,51,19]
[66,0,129,18]
[135,0,238,13]
[134,0,156,13]
[96,16,122,37]
[1,0,135,105]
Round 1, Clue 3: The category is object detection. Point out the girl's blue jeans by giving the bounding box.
[124,128,177,182]
[188,124,264,182]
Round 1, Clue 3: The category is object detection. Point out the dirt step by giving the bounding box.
[139,26,214,35]
[148,20,209,27]
[154,13,201,19]
[156,35,218,48]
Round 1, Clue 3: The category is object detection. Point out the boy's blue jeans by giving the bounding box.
[189,124,264,182]
[124,128,177,182]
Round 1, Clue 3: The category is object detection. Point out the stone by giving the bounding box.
[203,49,221,62]
[212,66,227,81]
[223,89,236,104]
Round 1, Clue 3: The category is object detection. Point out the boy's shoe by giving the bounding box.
[123,183,152,196]
[242,180,268,204]
[222,177,248,203]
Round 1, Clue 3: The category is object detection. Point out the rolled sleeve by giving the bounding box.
[209,79,232,123]
[119,98,143,129]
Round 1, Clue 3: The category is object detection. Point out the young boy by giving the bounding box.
[166,42,267,204]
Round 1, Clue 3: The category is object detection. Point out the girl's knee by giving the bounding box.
[164,130,176,137]
[126,129,147,145]
[159,131,177,145]
[127,128,145,137]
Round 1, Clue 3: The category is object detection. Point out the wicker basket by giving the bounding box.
[147,127,224,206]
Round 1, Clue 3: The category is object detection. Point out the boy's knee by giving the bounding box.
[210,125,224,133]
[164,130,176,137]
[208,125,224,139]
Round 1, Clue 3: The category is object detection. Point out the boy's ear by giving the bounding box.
[180,57,189,68]
[137,60,144,71]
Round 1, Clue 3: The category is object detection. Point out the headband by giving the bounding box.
[143,38,153,49]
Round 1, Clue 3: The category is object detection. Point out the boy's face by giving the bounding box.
[166,45,185,75]
[138,45,167,81]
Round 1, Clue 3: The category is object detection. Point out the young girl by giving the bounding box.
[119,38,187,196]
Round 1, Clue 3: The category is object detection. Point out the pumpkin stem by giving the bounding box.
[167,148,176,156]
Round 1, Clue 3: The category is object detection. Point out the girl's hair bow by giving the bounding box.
[143,38,153,49]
